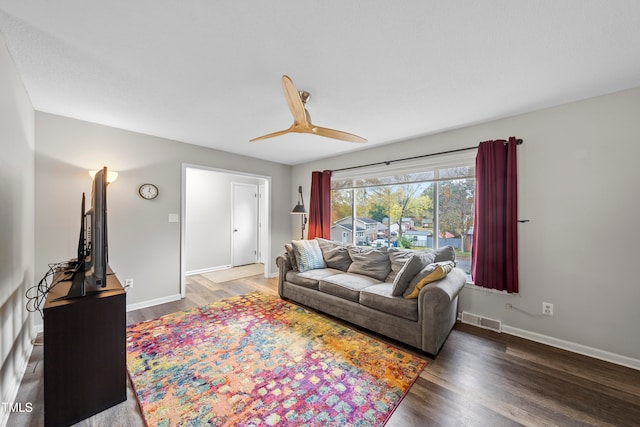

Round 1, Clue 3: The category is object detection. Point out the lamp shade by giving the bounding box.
[89,169,119,183]
[291,203,307,214]
[291,185,307,214]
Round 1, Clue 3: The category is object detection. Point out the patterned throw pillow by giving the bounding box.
[404,261,455,299]
[291,239,327,272]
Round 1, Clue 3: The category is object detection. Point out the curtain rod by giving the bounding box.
[330,138,523,173]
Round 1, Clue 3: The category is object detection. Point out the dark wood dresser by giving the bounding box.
[43,268,126,427]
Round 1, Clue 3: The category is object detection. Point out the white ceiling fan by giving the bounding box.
[251,75,367,143]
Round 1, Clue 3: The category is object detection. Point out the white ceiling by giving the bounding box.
[1,1,640,165]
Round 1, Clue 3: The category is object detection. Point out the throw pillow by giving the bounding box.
[404,261,455,299]
[387,248,437,282]
[284,243,298,271]
[386,248,415,283]
[291,239,327,272]
[432,246,456,264]
[391,255,425,296]
[315,238,353,271]
[347,247,391,281]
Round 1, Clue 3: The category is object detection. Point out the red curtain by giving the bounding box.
[471,137,519,293]
[307,170,332,239]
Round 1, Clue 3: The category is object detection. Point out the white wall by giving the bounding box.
[292,87,640,365]
[185,167,264,273]
[34,112,291,312]
[0,36,35,425]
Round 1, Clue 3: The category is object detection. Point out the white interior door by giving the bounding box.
[232,183,258,266]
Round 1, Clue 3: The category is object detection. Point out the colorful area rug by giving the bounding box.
[126,292,426,426]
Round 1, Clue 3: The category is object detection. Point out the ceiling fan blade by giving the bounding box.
[281,75,307,125]
[250,128,293,142]
[310,126,368,143]
[252,75,368,144]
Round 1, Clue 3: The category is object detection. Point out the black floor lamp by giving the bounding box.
[291,185,307,239]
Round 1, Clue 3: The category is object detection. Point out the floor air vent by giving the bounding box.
[460,311,502,333]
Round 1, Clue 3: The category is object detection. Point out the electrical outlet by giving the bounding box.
[542,302,553,316]
[505,303,513,309]
[125,278,134,289]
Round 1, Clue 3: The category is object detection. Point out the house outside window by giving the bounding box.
[330,151,476,277]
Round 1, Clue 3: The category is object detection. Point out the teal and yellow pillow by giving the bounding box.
[404,261,455,299]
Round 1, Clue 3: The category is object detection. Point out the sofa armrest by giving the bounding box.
[276,253,291,271]
[276,253,292,297]
[418,268,466,354]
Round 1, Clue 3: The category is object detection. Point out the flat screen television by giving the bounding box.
[64,166,109,299]
[76,191,87,271]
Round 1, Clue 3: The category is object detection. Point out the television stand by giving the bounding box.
[61,270,86,298]
[43,265,126,427]
[53,268,113,301]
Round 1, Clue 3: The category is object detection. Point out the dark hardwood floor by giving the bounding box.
[11,273,640,426]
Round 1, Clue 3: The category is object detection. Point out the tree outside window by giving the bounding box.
[330,164,474,277]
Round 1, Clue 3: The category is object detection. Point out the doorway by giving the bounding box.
[181,164,270,298]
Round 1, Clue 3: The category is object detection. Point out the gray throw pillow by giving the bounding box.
[386,248,437,282]
[285,243,298,271]
[432,245,456,263]
[414,251,438,266]
[315,238,353,271]
[347,247,391,281]
[386,248,415,282]
[391,255,425,296]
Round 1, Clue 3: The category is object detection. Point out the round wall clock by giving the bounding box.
[138,183,159,200]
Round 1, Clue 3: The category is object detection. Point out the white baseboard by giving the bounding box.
[126,293,182,312]
[501,324,640,371]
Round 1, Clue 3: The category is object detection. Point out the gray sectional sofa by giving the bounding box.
[276,238,467,355]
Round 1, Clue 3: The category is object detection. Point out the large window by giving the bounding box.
[330,153,475,276]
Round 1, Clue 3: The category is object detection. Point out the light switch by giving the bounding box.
[168,213,179,223]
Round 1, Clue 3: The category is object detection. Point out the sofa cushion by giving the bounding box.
[359,284,419,321]
[347,247,391,281]
[391,255,427,296]
[315,238,353,271]
[285,268,343,290]
[291,239,327,272]
[319,273,382,302]
[404,261,456,298]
